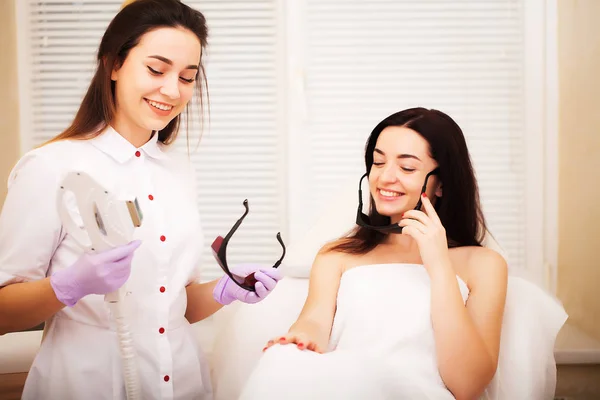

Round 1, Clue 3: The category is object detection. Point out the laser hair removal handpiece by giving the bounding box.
[57,171,143,400]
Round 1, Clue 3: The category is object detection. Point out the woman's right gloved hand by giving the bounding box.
[50,240,142,307]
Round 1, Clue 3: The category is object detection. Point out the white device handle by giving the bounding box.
[57,171,141,400]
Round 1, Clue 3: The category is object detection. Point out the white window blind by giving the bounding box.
[17,0,284,281]
[18,0,549,282]
[288,0,532,271]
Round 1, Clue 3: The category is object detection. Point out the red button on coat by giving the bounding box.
[135,151,141,157]
[164,375,170,382]
[148,194,154,201]
[159,286,166,293]
[160,235,166,242]
[159,327,165,334]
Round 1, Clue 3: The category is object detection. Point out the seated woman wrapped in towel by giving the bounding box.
[239,107,508,400]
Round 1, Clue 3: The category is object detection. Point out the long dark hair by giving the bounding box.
[46,0,209,145]
[329,107,487,254]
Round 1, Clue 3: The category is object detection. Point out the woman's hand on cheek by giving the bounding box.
[398,194,451,272]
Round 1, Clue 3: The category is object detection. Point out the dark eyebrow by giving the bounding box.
[374,148,422,162]
[148,55,199,70]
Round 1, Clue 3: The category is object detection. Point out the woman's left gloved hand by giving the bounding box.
[213,264,283,305]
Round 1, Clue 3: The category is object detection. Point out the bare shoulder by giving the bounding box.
[312,240,354,276]
[468,246,507,274]
[450,246,508,289]
[301,241,349,297]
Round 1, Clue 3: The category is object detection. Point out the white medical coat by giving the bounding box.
[0,127,212,399]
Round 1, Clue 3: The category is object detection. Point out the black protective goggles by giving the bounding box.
[356,168,440,234]
[211,199,286,291]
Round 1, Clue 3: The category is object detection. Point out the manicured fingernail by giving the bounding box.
[297,343,304,348]
[262,347,267,352]
[279,337,285,341]
[422,193,427,198]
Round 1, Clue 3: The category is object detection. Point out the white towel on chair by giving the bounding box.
[239,264,463,400]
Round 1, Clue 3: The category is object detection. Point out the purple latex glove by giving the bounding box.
[213,264,283,305]
[50,240,142,307]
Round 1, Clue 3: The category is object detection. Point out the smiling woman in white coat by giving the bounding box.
[0,1,283,399]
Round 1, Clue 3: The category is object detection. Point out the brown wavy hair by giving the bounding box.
[328,107,487,255]
[45,0,209,146]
